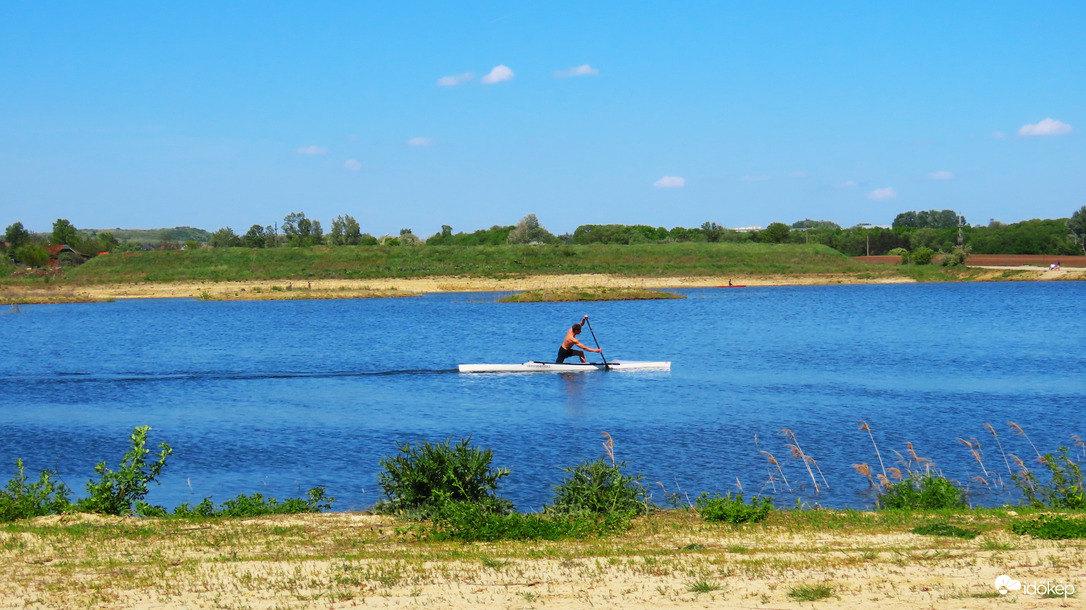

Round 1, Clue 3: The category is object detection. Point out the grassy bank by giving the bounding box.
[30,242,902,285]
[2,507,1080,608]
[498,287,684,302]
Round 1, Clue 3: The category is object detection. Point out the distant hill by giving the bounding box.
[78,227,212,244]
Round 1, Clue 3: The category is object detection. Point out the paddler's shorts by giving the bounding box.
[556,346,576,363]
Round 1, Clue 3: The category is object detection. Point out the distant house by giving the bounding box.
[45,245,90,267]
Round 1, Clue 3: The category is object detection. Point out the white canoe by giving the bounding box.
[458,360,671,373]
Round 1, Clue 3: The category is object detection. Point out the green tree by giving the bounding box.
[507,214,556,244]
[209,227,242,248]
[160,231,179,250]
[243,224,267,248]
[1068,205,1086,254]
[758,222,791,244]
[700,221,725,243]
[4,222,31,250]
[14,244,49,267]
[51,219,79,246]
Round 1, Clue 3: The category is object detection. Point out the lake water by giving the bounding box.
[2,281,1084,512]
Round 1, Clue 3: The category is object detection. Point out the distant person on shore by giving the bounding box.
[557,315,602,363]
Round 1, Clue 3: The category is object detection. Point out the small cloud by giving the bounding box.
[437,72,474,86]
[554,64,599,78]
[927,170,954,180]
[481,64,514,84]
[1018,118,1072,136]
[868,187,898,201]
[990,131,1006,139]
[295,145,327,155]
[406,137,434,147]
[653,176,685,188]
[739,174,770,182]
[836,180,858,189]
[789,171,809,179]
[343,159,362,171]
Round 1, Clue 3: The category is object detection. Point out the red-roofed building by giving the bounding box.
[45,245,90,267]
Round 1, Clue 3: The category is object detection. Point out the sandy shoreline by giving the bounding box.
[5,267,1081,304]
[2,511,1080,609]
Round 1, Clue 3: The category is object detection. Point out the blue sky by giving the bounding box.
[1,2,1082,238]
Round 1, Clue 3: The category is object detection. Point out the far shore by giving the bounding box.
[1,266,1083,304]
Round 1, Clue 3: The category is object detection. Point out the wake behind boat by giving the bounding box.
[458,360,671,373]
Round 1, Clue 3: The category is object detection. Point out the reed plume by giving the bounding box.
[1072,434,1085,460]
[601,431,615,465]
[888,467,903,480]
[1007,421,1042,461]
[876,473,891,489]
[853,463,874,488]
[858,420,888,480]
[760,450,792,492]
[779,428,822,493]
[984,422,1014,480]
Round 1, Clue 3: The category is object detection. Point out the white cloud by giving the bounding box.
[1018,118,1073,136]
[653,176,685,188]
[990,131,1006,139]
[789,171,809,179]
[867,187,898,200]
[554,64,599,78]
[481,65,514,84]
[406,137,433,147]
[927,170,954,180]
[739,174,770,182]
[295,145,327,155]
[343,159,362,171]
[437,72,474,86]
[836,180,857,189]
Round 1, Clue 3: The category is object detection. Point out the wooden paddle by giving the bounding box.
[583,315,609,370]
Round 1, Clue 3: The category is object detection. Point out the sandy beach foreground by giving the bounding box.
[2,511,1080,609]
[4,266,1082,303]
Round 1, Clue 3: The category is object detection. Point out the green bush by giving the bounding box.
[1011,514,1086,540]
[77,426,173,516]
[695,493,773,524]
[0,459,73,521]
[1013,447,1084,509]
[908,247,936,265]
[546,459,648,517]
[169,487,333,518]
[374,438,512,518]
[427,501,628,542]
[877,473,967,510]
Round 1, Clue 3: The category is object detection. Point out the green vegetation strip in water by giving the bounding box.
[498,287,685,302]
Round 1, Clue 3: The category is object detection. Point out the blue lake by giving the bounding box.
[2,281,1084,511]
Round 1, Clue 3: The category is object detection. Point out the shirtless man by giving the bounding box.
[557,315,602,363]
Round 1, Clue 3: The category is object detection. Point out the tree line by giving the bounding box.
[5,206,1086,269]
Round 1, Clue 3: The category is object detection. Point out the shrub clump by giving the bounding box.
[77,425,173,516]
[1011,514,1086,540]
[156,487,334,518]
[546,459,648,517]
[0,459,72,521]
[877,473,967,510]
[695,493,773,524]
[374,437,513,519]
[1013,447,1084,509]
[427,501,628,542]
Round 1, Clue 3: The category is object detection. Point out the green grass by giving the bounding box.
[19,242,897,286]
[788,583,835,602]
